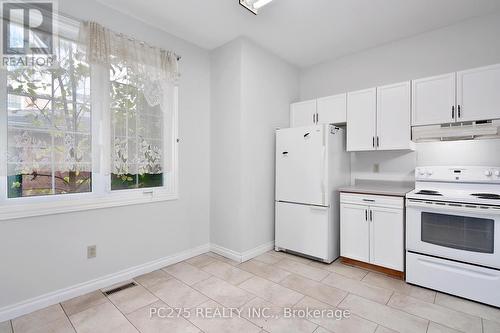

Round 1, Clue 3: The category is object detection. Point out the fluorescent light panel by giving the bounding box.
[239,0,274,15]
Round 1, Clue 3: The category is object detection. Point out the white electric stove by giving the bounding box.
[406,166,500,307]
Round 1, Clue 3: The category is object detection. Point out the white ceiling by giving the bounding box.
[95,0,500,67]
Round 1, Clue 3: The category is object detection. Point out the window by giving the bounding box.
[0,18,179,219]
[6,37,91,198]
[110,62,164,190]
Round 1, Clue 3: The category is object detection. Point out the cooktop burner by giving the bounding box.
[471,193,500,200]
[415,190,443,196]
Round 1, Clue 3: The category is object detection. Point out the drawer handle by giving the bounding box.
[362,199,375,202]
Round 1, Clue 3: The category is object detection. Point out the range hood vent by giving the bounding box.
[412,120,500,142]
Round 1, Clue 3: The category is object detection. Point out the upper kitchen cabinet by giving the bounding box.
[347,83,413,152]
[377,81,412,150]
[316,93,347,125]
[412,73,456,126]
[347,88,377,151]
[290,99,317,127]
[457,64,500,122]
[412,64,500,126]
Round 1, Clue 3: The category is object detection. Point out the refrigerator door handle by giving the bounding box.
[321,145,327,205]
[310,205,328,211]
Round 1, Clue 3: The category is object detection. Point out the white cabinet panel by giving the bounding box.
[290,100,317,127]
[276,202,329,260]
[370,206,404,271]
[340,193,404,272]
[457,64,500,122]
[377,82,411,150]
[340,203,370,262]
[412,73,456,126]
[317,93,347,125]
[347,88,377,151]
[276,126,326,206]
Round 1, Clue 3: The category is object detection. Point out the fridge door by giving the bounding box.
[275,201,331,261]
[276,125,327,206]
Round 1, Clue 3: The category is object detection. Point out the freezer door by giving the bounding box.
[276,125,327,206]
[275,201,331,261]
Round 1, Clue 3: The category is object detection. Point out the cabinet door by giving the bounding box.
[457,64,500,122]
[376,81,411,150]
[317,93,347,125]
[412,73,456,126]
[347,88,377,151]
[290,100,317,127]
[340,203,370,262]
[370,206,404,271]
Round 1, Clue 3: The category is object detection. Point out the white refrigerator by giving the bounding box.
[275,124,350,263]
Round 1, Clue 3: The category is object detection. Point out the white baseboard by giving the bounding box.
[210,241,275,263]
[210,243,242,262]
[241,241,275,262]
[0,243,210,322]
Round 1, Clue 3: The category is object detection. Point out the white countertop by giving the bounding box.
[338,179,414,197]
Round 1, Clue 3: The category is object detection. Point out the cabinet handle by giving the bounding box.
[372,137,375,148]
[316,113,319,123]
[365,209,368,221]
[376,136,379,147]
[313,114,315,123]
[452,105,455,120]
[362,198,375,202]
[458,105,461,119]
[370,210,373,221]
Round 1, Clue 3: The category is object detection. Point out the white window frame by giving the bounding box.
[0,17,179,221]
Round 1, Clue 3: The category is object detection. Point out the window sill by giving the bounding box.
[0,191,178,221]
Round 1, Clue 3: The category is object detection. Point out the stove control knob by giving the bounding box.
[419,169,425,176]
[426,170,433,176]
[485,170,493,177]
[495,170,500,177]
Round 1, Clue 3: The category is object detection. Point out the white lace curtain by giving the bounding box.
[78,21,180,111]
[78,21,179,177]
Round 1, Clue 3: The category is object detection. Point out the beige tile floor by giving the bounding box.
[2,251,500,333]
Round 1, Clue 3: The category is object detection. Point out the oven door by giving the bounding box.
[406,199,500,269]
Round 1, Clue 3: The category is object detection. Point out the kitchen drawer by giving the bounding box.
[340,193,404,209]
[407,252,500,307]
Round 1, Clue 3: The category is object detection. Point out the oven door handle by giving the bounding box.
[406,199,500,216]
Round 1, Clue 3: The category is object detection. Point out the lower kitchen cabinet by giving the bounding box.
[340,193,404,272]
[340,203,370,262]
[369,206,404,271]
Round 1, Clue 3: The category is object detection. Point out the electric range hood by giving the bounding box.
[412,120,500,142]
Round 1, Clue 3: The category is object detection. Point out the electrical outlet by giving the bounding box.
[373,163,380,173]
[87,245,97,259]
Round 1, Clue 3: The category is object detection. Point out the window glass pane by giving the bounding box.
[421,212,494,253]
[6,38,91,198]
[110,63,163,190]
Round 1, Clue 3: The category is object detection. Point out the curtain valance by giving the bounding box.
[78,21,179,110]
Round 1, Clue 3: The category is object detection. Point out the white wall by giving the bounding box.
[210,38,299,254]
[300,12,500,182]
[240,40,299,252]
[0,0,211,310]
[210,39,244,253]
[300,11,500,100]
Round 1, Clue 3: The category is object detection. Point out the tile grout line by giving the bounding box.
[104,290,145,333]
[120,275,208,332]
[385,295,478,333]
[59,302,78,333]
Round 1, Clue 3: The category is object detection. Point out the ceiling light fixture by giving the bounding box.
[239,0,274,15]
